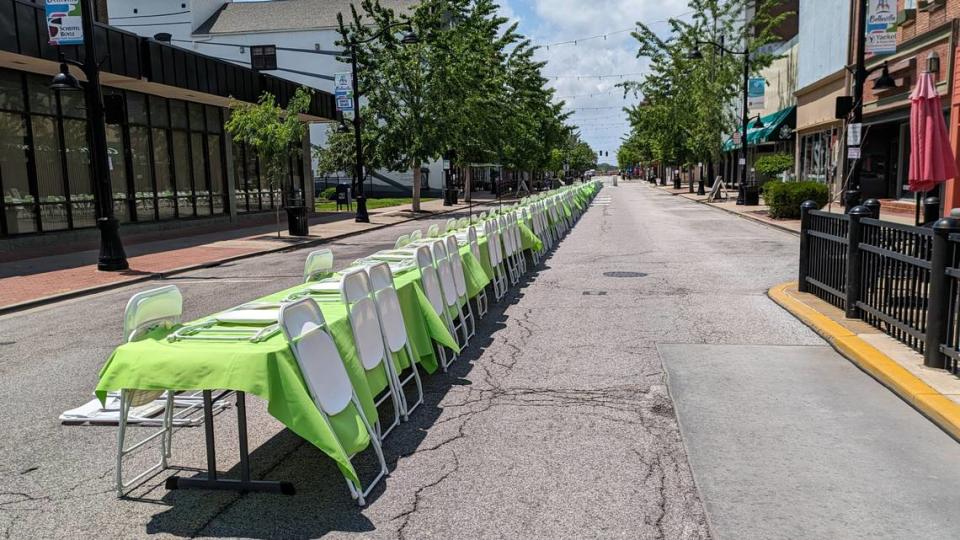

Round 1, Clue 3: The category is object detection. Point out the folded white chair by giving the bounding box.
[427,224,440,238]
[304,249,335,282]
[340,269,403,440]
[445,235,476,342]
[278,299,387,506]
[409,229,422,242]
[499,215,520,286]
[466,226,488,318]
[394,234,411,249]
[445,218,457,233]
[432,240,470,348]
[367,262,423,417]
[457,217,469,229]
[484,220,508,301]
[415,245,457,371]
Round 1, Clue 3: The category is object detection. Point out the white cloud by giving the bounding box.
[500,0,692,156]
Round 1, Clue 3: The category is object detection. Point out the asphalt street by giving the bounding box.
[2,179,959,538]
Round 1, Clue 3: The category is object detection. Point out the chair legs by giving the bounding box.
[344,397,389,506]
[115,389,173,497]
[391,344,423,420]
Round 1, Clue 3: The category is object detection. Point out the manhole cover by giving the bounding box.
[582,291,608,296]
[603,271,647,278]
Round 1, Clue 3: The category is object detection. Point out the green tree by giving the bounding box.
[225,87,312,237]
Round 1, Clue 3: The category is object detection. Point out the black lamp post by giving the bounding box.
[343,24,419,223]
[689,39,753,205]
[844,2,899,209]
[51,0,128,271]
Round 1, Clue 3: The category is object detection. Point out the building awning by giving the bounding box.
[722,105,796,151]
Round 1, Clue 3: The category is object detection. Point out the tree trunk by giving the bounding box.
[411,160,422,213]
[464,166,472,203]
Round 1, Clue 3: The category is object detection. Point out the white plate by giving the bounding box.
[216,309,280,324]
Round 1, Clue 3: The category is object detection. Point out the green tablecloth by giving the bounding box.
[96,241,491,487]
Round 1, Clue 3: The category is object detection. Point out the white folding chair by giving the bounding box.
[484,220,508,301]
[278,299,387,506]
[394,234,411,249]
[431,240,470,348]
[340,269,403,440]
[415,245,457,371]
[510,212,527,275]
[445,218,457,233]
[445,235,476,341]
[367,262,423,417]
[116,286,181,497]
[457,217,469,229]
[499,216,520,286]
[304,249,334,282]
[466,226,488,318]
[427,224,440,238]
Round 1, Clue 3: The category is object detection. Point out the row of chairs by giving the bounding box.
[113,181,598,501]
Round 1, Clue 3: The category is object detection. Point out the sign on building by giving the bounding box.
[865,0,896,55]
[747,77,765,109]
[45,0,84,46]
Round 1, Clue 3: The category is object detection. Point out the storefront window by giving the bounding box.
[63,118,94,228]
[191,132,210,216]
[129,125,155,221]
[0,112,35,234]
[208,134,225,214]
[31,115,68,231]
[152,128,176,220]
[105,124,129,223]
[171,130,194,217]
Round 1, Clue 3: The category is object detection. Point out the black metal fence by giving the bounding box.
[798,201,960,372]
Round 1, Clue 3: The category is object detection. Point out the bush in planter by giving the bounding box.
[762,180,829,219]
[320,187,337,201]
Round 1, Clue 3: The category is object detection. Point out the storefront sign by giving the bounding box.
[747,78,765,109]
[847,123,862,146]
[732,132,742,145]
[334,72,353,113]
[46,0,84,46]
[865,0,897,55]
[848,146,861,160]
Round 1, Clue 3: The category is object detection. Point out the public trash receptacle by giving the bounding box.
[742,185,760,206]
[335,184,352,210]
[286,206,309,236]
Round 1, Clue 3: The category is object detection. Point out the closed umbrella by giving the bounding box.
[908,72,957,193]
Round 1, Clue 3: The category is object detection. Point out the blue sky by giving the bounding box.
[498,0,693,159]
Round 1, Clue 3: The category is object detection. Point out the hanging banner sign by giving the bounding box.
[334,72,353,113]
[747,77,765,109]
[865,0,897,55]
[46,0,84,46]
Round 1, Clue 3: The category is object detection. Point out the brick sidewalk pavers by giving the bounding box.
[0,196,500,312]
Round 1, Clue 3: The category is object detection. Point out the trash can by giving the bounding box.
[286,206,309,236]
[335,184,352,211]
[742,184,761,206]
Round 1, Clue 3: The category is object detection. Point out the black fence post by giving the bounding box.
[925,216,960,368]
[845,205,871,318]
[863,198,881,219]
[798,200,820,293]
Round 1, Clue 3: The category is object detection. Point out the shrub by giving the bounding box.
[754,153,795,176]
[763,180,829,219]
[320,187,337,201]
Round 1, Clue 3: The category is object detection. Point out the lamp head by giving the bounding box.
[50,63,81,92]
[336,121,350,134]
[873,62,897,90]
[753,116,764,129]
[401,30,420,45]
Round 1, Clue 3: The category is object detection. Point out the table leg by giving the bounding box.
[165,391,295,495]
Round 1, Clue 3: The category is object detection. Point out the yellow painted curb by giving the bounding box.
[769,281,960,441]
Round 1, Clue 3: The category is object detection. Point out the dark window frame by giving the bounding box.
[250,45,278,71]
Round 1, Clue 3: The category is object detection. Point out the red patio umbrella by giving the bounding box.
[908,71,958,193]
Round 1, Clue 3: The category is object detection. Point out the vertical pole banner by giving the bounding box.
[747,77,765,109]
[46,0,84,45]
[865,0,896,56]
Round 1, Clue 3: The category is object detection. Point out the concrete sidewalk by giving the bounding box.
[0,196,503,313]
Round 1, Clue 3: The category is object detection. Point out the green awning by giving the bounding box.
[722,105,796,152]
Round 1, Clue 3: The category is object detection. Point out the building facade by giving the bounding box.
[104,0,446,198]
[0,0,336,248]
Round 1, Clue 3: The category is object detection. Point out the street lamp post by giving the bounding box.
[688,39,753,205]
[51,0,128,271]
[342,24,419,223]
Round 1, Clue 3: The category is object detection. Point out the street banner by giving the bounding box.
[334,72,353,112]
[747,77,765,109]
[865,0,896,55]
[45,0,84,46]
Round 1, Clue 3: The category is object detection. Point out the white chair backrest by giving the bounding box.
[446,218,457,233]
[485,220,502,265]
[123,285,182,342]
[479,211,487,221]
[427,224,440,238]
[395,234,410,249]
[410,229,422,241]
[467,226,481,261]
[279,299,353,416]
[499,216,514,255]
[367,263,408,353]
[431,241,459,308]
[416,245,446,316]
[303,249,334,282]
[445,235,468,298]
[340,269,387,371]
[457,217,468,229]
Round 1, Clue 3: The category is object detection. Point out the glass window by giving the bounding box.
[188,103,204,131]
[31,116,68,231]
[149,96,168,128]
[26,75,56,115]
[208,134,224,214]
[232,142,248,212]
[62,118,94,228]
[170,100,187,129]
[59,91,86,119]
[0,72,24,111]
[129,125,155,221]
[152,128,176,220]
[0,112,36,234]
[171,130,193,217]
[105,124,129,223]
[245,144,262,212]
[191,132,210,216]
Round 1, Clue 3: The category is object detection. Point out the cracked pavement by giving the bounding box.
[1,180,824,538]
